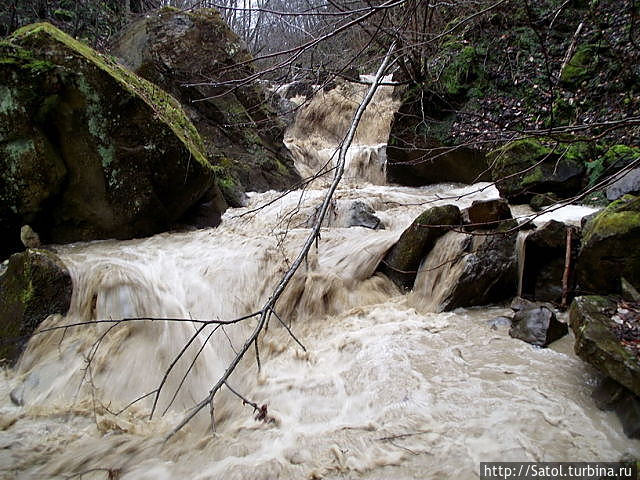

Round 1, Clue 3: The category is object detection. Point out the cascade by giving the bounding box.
[0,77,636,479]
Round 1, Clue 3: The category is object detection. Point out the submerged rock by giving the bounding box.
[0,23,224,259]
[346,201,383,229]
[509,304,568,346]
[111,7,300,204]
[378,205,461,291]
[488,139,585,203]
[0,249,72,364]
[577,195,640,294]
[570,296,640,396]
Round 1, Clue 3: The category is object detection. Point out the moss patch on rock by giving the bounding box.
[0,22,224,258]
[488,138,586,202]
[0,249,72,364]
[578,195,640,294]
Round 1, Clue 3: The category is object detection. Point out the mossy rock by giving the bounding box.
[488,138,586,202]
[111,8,300,201]
[0,22,224,258]
[386,85,489,186]
[0,249,72,364]
[377,205,461,291]
[577,195,640,294]
[570,295,640,396]
[560,44,598,89]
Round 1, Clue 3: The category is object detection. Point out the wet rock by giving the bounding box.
[592,377,640,439]
[529,192,559,211]
[0,249,72,364]
[440,230,519,310]
[462,198,512,230]
[378,205,461,291]
[577,195,640,294]
[520,220,579,303]
[487,316,512,329]
[509,304,568,346]
[386,88,489,186]
[20,225,41,249]
[0,23,223,259]
[569,296,640,396]
[488,139,585,203]
[346,201,384,229]
[606,168,640,201]
[111,8,300,202]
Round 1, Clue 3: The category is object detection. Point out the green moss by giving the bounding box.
[522,166,544,186]
[583,195,640,244]
[10,23,210,169]
[489,138,551,169]
[560,44,598,87]
[440,46,478,96]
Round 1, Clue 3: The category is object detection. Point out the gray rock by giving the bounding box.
[606,168,640,201]
[509,305,568,346]
[347,201,383,229]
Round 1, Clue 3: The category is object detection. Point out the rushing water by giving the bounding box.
[0,79,637,479]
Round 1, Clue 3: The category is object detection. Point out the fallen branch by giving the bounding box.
[165,41,397,440]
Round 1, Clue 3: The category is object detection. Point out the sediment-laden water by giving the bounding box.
[0,78,634,480]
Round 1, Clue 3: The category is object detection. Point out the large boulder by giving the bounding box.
[570,296,640,396]
[111,7,300,205]
[0,249,72,364]
[386,88,489,186]
[377,205,461,290]
[488,139,585,203]
[577,195,640,294]
[520,220,579,303]
[0,23,225,259]
[439,227,519,310]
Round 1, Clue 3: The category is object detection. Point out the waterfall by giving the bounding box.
[0,78,636,480]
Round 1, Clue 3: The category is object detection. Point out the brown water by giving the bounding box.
[0,78,635,479]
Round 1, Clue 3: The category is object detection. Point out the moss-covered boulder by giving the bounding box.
[111,7,300,205]
[560,44,598,89]
[386,86,489,186]
[0,23,225,259]
[488,139,586,203]
[577,195,640,294]
[570,296,640,396]
[377,205,461,290]
[0,249,72,364]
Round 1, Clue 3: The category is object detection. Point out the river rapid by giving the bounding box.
[0,79,637,479]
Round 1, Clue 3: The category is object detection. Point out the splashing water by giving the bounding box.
[0,79,636,479]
